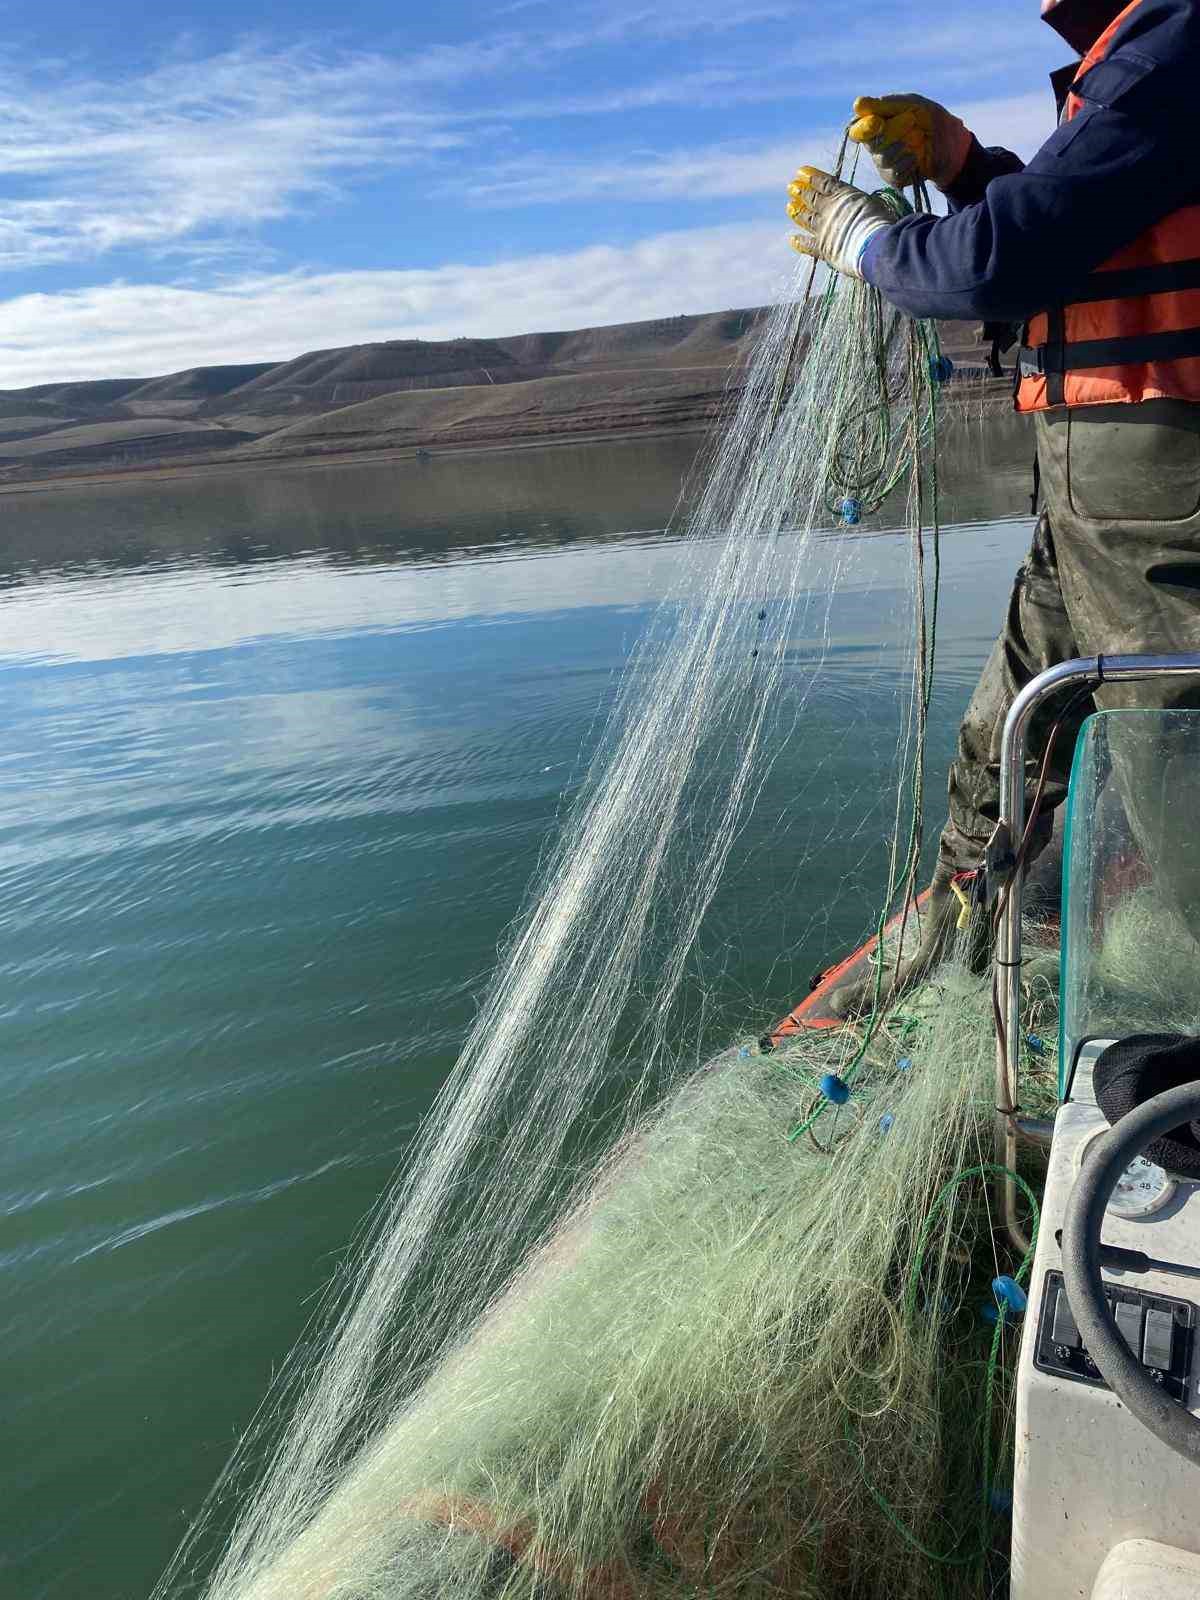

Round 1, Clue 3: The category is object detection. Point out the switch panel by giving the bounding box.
[1033,1272,1195,1405]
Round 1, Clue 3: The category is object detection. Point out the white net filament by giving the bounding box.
[154,261,1016,1600]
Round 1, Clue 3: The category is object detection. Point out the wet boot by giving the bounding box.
[828,866,987,1020]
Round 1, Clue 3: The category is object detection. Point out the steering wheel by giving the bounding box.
[1061,1081,1200,1467]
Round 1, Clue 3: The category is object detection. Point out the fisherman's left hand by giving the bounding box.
[786,168,894,278]
[849,94,972,190]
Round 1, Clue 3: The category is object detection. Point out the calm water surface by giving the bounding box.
[2,420,1036,1598]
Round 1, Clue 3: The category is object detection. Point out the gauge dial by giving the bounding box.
[1106,1154,1176,1220]
[1079,1130,1178,1219]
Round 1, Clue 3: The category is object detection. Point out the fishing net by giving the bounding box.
[200,954,1060,1600]
[157,189,1052,1600]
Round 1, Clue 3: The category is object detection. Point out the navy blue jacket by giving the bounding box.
[860,0,1200,323]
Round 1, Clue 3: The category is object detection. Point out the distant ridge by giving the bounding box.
[0,308,1003,487]
[127,364,277,403]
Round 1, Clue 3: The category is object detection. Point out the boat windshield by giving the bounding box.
[1061,707,1200,1094]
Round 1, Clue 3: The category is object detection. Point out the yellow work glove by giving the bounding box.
[786,167,895,279]
[848,94,973,191]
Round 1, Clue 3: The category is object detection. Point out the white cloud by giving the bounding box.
[814,14,1049,78]
[547,0,797,47]
[0,7,1058,273]
[0,43,466,270]
[0,223,791,387]
[470,141,809,206]
[0,17,801,272]
[493,67,784,121]
[466,91,1052,207]
[475,13,1049,129]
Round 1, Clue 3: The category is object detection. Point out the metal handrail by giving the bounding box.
[994,652,1200,1252]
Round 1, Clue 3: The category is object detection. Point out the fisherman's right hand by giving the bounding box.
[849,94,972,191]
[786,168,895,278]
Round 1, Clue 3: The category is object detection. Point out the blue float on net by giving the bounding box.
[897,1056,913,1073]
[878,1112,894,1135]
[992,1275,1028,1317]
[819,1073,851,1106]
[1026,1032,1047,1057]
[840,497,862,526]
[930,354,954,385]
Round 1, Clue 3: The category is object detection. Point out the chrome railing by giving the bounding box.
[994,653,1200,1252]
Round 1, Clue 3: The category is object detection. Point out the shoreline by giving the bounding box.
[0,387,1012,500]
[0,421,719,498]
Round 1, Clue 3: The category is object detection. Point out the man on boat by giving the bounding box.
[787,0,1200,1014]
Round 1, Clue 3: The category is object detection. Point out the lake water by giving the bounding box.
[2,416,1037,1599]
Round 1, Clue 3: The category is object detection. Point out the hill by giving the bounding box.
[0,309,1007,488]
[238,365,736,460]
[126,364,277,403]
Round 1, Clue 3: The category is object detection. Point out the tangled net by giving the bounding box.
[156,198,1053,1600]
[205,956,1059,1600]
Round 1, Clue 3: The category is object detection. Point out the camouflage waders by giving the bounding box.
[939,397,1200,877]
[832,397,1200,1016]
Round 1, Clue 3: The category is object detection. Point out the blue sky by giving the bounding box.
[0,1,1067,384]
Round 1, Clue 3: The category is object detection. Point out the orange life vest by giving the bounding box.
[1016,0,1200,413]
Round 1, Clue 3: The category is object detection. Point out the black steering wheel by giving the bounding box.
[1061,1081,1200,1467]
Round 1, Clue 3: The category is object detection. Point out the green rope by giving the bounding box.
[847,1424,987,1568]
[785,179,944,1146]
[905,1163,1040,1322]
[819,195,923,524]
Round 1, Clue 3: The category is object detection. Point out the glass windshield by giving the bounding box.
[1061,708,1200,1093]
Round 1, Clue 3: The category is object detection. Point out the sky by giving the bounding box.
[0,1,1069,386]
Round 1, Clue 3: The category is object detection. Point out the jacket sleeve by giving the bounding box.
[940,137,1025,211]
[860,0,1200,323]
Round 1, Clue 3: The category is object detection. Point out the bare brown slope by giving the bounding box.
[237,366,736,460]
[127,364,278,403]
[229,338,521,393]
[235,315,1003,463]
[493,309,767,371]
[0,417,244,459]
[224,310,767,458]
[204,314,766,414]
[9,377,147,411]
